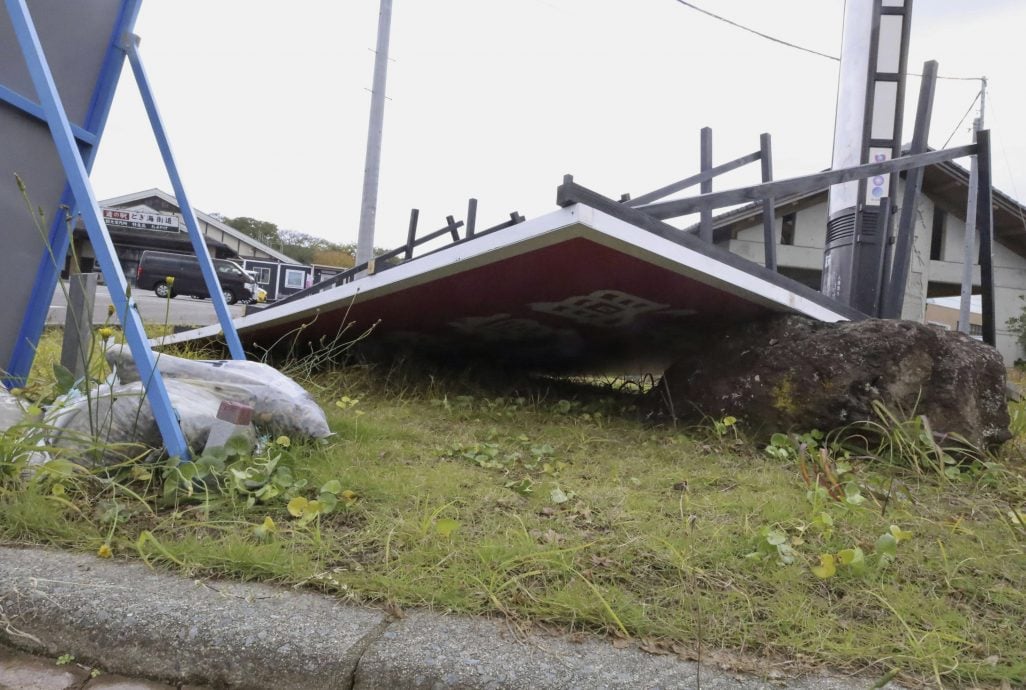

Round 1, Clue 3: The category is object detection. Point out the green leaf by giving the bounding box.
[776,543,797,565]
[320,479,343,495]
[550,487,569,504]
[318,492,338,513]
[769,432,790,447]
[52,363,77,395]
[812,512,834,532]
[811,553,837,579]
[287,496,308,517]
[765,529,787,546]
[838,547,866,571]
[844,482,866,506]
[889,525,912,543]
[435,518,460,538]
[875,533,898,557]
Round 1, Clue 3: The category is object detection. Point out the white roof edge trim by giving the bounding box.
[152,202,850,348]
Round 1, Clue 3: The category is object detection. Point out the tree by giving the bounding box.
[222,216,282,248]
[311,248,355,268]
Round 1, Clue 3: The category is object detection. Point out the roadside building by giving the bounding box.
[67,188,301,282]
[706,160,1026,365]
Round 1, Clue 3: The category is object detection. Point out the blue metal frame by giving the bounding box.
[122,35,245,360]
[0,84,97,145]
[5,0,143,388]
[5,0,190,459]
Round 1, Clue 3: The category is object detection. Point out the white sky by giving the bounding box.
[89,0,1026,253]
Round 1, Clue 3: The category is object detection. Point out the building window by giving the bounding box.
[969,323,983,337]
[283,268,306,289]
[780,213,796,246]
[930,208,946,261]
[253,266,272,285]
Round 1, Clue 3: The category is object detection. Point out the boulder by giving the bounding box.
[658,315,1011,450]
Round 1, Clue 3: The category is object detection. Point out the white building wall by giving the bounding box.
[725,185,1026,365]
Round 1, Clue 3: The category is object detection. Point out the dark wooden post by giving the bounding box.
[699,127,713,243]
[60,271,98,381]
[869,195,892,316]
[882,60,937,319]
[976,129,996,346]
[466,198,478,238]
[404,208,419,260]
[759,133,777,271]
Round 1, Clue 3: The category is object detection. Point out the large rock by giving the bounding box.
[658,315,1011,449]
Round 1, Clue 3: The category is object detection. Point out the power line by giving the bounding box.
[671,0,838,62]
[941,90,982,149]
[670,0,981,81]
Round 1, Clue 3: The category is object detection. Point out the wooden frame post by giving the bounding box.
[976,129,996,346]
[699,126,713,243]
[881,60,937,319]
[759,133,777,271]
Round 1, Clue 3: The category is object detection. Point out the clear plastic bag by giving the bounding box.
[0,386,26,433]
[107,351,331,439]
[46,379,223,466]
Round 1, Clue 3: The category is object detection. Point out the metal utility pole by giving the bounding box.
[355,0,393,271]
[959,78,986,334]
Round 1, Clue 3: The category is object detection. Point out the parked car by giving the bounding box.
[136,250,258,305]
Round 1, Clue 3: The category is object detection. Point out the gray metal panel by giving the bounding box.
[0,0,121,125]
[0,0,124,371]
[0,106,70,370]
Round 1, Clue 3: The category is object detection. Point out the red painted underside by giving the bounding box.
[243,237,775,371]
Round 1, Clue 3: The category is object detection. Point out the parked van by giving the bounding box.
[136,250,258,305]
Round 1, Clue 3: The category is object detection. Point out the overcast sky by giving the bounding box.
[89,0,1026,252]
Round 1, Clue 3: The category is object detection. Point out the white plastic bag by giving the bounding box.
[0,386,26,433]
[107,351,331,439]
[46,379,222,466]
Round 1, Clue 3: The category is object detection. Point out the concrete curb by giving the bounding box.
[0,546,891,689]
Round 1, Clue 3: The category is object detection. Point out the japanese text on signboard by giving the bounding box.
[102,208,180,232]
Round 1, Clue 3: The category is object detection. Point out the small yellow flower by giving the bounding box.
[165,275,175,286]
[275,435,291,448]
[97,543,112,559]
[97,327,114,339]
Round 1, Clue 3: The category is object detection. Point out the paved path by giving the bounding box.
[47,282,245,329]
[0,645,192,689]
[0,546,900,690]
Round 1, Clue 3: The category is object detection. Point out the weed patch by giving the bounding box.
[2,347,1026,687]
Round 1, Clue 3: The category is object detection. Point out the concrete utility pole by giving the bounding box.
[959,78,986,334]
[355,0,394,272]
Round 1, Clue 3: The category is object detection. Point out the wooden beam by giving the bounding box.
[626,151,760,207]
[636,143,975,219]
[881,60,938,319]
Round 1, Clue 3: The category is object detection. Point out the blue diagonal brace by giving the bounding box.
[121,34,245,360]
[0,83,98,146]
[6,0,191,460]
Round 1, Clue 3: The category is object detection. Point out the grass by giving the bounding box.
[3,332,1026,688]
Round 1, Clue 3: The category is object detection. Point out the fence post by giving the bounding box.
[60,271,98,381]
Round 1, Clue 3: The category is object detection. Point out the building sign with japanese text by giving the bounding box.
[102,207,180,232]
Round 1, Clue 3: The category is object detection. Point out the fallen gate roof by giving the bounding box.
[158,203,860,373]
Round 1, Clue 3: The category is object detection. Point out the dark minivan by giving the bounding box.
[136,250,258,305]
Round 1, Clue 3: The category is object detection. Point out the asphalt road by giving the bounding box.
[47,280,246,329]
